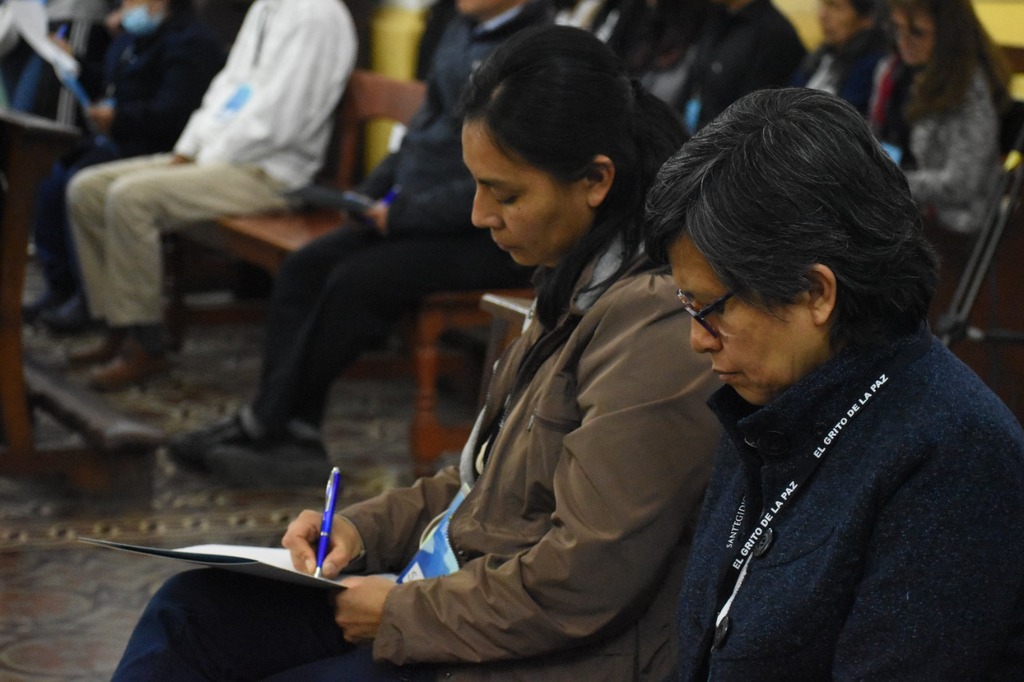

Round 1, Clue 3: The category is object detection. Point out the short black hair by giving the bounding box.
[644,88,938,347]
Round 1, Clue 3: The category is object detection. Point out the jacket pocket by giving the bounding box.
[519,369,582,511]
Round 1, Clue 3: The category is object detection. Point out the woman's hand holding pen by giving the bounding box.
[282,508,393,643]
[281,510,363,578]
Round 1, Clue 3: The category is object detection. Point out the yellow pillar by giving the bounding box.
[366,1,427,174]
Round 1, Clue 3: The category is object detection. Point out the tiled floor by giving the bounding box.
[1,270,470,680]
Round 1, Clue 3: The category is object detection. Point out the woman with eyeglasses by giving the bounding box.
[645,87,1024,680]
[868,0,1010,236]
[111,25,720,681]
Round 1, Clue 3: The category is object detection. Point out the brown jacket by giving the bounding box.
[342,258,720,680]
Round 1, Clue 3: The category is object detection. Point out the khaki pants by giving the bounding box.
[68,154,290,327]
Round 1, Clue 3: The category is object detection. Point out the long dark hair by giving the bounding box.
[887,0,1009,121]
[458,24,687,329]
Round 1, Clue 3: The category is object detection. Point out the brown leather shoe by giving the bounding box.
[88,337,169,391]
[67,330,127,368]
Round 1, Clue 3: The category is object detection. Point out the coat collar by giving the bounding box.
[709,325,933,460]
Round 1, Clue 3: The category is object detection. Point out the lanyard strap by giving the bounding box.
[711,332,931,646]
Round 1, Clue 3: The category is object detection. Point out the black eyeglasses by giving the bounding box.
[676,289,733,338]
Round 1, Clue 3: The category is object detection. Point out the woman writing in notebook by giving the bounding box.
[112,25,719,681]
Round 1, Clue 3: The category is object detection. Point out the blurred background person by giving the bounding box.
[645,87,1024,681]
[0,0,114,123]
[870,0,1010,235]
[604,0,711,107]
[24,0,224,332]
[868,0,1010,318]
[790,0,886,115]
[65,0,357,391]
[554,0,712,108]
[167,0,550,486]
[674,0,805,133]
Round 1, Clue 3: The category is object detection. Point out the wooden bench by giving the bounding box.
[171,69,532,476]
[1,110,163,492]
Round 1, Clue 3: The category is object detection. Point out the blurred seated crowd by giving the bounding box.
[4,0,1019,486]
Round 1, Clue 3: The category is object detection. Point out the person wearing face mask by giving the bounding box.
[64,0,357,390]
[789,0,887,116]
[120,0,166,35]
[24,0,224,333]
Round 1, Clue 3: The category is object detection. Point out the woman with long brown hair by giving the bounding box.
[869,0,1010,235]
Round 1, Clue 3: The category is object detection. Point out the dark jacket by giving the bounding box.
[360,0,551,237]
[675,326,1024,680]
[676,0,805,131]
[104,10,224,157]
[343,254,720,680]
[789,26,887,116]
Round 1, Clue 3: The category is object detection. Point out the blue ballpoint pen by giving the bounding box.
[313,467,341,578]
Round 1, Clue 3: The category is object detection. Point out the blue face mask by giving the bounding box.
[121,5,165,36]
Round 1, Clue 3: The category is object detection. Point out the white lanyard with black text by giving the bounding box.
[710,332,932,652]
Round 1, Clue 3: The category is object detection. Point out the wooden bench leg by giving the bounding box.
[409,306,474,477]
[411,306,444,477]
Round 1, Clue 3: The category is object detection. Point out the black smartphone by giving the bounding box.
[286,186,377,216]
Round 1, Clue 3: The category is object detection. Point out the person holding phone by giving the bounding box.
[168,0,550,486]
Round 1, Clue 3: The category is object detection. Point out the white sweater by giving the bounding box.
[174,0,356,189]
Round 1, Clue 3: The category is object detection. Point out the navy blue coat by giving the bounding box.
[789,27,888,116]
[360,0,551,237]
[103,11,224,157]
[676,326,1024,680]
[675,0,805,132]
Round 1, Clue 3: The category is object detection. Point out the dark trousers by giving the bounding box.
[112,570,435,681]
[250,225,529,434]
[33,139,121,298]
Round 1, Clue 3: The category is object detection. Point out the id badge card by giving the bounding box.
[880,141,903,166]
[684,97,702,135]
[217,83,253,121]
[397,488,467,584]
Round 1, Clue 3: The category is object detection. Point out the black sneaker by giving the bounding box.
[167,414,255,473]
[205,438,330,488]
